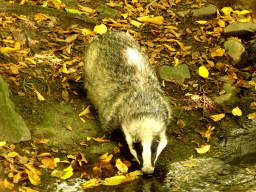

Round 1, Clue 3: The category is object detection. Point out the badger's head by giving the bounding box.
[122,117,168,176]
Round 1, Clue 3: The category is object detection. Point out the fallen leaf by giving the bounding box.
[221,7,233,16]
[129,20,142,27]
[99,152,113,162]
[94,24,107,34]
[13,172,22,183]
[8,152,19,158]
[65,8,83,15]
[79,106,90,116]
[199,66,209,78]
[34,89,45,101]
[24,164,42,185]
[92,135,110,143]
[211,48,225,57]
[41,157,57,169]
[210,113,225,121]
[92,167,102,178]
[232,107,242,116]
[115,159,128,173]
[34,13,49,21]
[60,165,73,180]
[247,112,256,119]
[137,16,164,25]
[82,28,95,36]
[103,175,126,186]
[4,179,14,189]
[195,145,210,154]
[82,178,102,189]
[0,141,6,146]
[66,125,73,131]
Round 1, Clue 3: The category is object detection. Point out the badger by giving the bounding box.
[83,31,171,175]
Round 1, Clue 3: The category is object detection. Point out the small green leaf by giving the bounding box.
[65,8,83,15]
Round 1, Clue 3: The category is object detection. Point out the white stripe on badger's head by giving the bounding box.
[122,117,168,175]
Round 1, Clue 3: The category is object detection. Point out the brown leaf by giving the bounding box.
[92,135,110,143]
[13,172,22,183]
[66,125,73,131]
[4,179,14,189]
[41,157,57,169]
[92,167,102,178]
[98,152,113,162]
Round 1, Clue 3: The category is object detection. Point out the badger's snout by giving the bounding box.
[141,166,154,176]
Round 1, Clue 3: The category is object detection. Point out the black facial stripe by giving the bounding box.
[151,140,159,166]
[133,142,143,166]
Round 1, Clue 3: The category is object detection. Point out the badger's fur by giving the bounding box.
[84,31,171,175]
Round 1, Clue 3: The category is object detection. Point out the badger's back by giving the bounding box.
[84,32,170,131]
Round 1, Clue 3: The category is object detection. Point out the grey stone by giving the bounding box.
[224,40,247,66]
[158,64,190,84]
[213,83,240,105]
[0,75,31,143]
[192,4,218,18]
[224,21,256,36]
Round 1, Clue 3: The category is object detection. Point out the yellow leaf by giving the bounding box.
[54,158,60,164]
[121,13,128,19]
[94,24,108,34]
[239,15,251,23]
[174,57,179,66]
[8,152,19,157]
[196,20,208,24]
[87,137,92,141]
[199,66,209,78]
[232,107,242,116]
[211,48,225,57]
[34,13,49,21]
[25,58,37,64]
[128,170,143,176]
[217,19,226,28]
[103,175,126,186]
[249,102,256,109]
[99,152,113,162]
[79,106,90,116]
[24,164,42,185]
[221,7,233,16]
[41,157,57,169]
[210,113,225,121]
[82,28,95,36]
[79,116,86,123]
[234,10,252,15]
[34,89,45,101]
[129,20,142,27]
[137,16,164,25]
[195,145,210,154]
[60,165,73,180]
[106,1,117,7]
[247,112,256,119]
[115,159,128,173]
[0,141,6,146]
[82,178,102,189]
